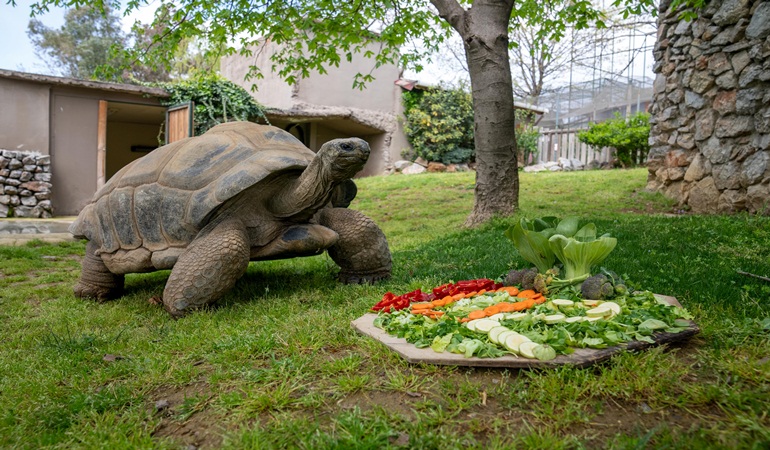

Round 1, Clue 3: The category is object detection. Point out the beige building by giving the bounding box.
[221,40,410,176]
[0,69,176,216]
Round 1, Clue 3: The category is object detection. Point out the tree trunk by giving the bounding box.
[431,0,519,227]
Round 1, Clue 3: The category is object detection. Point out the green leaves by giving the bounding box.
[155,74,267,136]
[506,216,617,279]
[577,112,651,167]
[402,87,475,164]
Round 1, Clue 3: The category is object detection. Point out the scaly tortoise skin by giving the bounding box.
[69,121,391,317]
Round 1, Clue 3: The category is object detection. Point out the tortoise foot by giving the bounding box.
[74,281,123,302]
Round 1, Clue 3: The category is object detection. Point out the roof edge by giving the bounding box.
[0,68,170,98]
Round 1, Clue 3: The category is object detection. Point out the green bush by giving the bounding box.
[402,88,540,166]
[155,74,267,136]
[515,109,540,165]
[577,112,650,167]
[402,87,475,164]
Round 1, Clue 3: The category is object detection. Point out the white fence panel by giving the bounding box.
[535,128,613,166]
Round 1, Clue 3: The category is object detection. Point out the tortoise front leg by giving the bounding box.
[74,241,125,301]
[162,219,250,318]
[317,208,392,284]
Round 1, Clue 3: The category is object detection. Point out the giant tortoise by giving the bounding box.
[70,121,391,317]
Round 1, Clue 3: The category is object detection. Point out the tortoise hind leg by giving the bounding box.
[74,241,125,301]
[162,219,250,318]
[317,208,391,284]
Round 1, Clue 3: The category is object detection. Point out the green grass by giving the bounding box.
[1,168,769,449]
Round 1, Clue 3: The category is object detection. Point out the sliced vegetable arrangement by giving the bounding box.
[370,216,695,362]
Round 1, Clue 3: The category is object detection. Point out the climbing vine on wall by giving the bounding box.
[155,74,268,136]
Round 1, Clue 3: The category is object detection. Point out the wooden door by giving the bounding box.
[166,102,193,143]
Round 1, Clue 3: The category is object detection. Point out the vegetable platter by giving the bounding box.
[353,282,698,368]
[352,216,699,368]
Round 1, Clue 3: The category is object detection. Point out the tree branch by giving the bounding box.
[429,0,467,36]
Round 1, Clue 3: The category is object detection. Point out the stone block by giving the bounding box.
[36,155,51,165]
[0,157,7,170]
[731,144,757,162]
[5,178,20,187]
[715,115,754,137]
[746,1,770,39]
[427,162,447,173]
[19,181,52,192]
[8,159,22,170]
[684,153,711,181]
[718,189,747,213]
[33,172,52,182]
[19,171,32,182]
[9,195,20,206]
[712,162,742,189]
[690,70,715,93]
[9,170,22,179]
[702,136,733,164]
[731,50,751,74]
[689,176,720,213]
[0,203,8,218]
[34,192,51,200]
[4,185,18,195]
[713,90,737,115]
[695,109,717,140]
[741,150,769,186]
[21,156,35,165]
[738,64,762,87]
[715,71,738,89]
[713,0,750,26]
[746,184,770,214]
[12,206,34,218]
[708,52,731,74]
[20,196,37,207]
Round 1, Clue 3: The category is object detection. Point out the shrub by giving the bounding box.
[402,87,475,164]
[515,109,540,165]
[155,74,268,136]
[577,112,650,167]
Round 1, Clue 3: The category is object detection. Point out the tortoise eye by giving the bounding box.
[340,142,353,152]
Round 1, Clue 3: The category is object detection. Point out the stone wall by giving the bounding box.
[647,0,770,214]
[0,150,53,218]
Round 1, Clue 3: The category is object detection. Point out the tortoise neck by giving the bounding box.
[271,157,336,217]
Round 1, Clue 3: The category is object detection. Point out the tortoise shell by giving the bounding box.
[70,122,315,254]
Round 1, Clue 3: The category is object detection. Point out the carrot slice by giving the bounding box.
[451,293,465,301]
[503,287,519,296]
[467,310,487,320]
[477,289,487,296]
[517,289,537,298]
[463,291,478,298]
[411,302,434,310]
[483,305,502,316]
[497,302,516,313]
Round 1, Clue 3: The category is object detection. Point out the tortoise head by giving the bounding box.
[317,138,370,181]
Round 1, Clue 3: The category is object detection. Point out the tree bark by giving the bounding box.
[431,0,519,227]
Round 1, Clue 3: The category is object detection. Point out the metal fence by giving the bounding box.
[534,128,614,166]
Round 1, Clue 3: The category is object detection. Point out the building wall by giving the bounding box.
[50,93,99,216]
[647,0,770,214]
[0,78,50,153]
[220,40,297,110]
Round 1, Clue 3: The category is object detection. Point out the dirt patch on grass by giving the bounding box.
[149,382,224,449]
[570,399,721,447]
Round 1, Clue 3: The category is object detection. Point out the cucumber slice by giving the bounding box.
[504,332,531,354]
[551,299,574,307]
[518,341,540,359]
[475,319,501,333]
[565,316,584,323]
[489,326,510,344]
[602,301,621,316]
[465,320,480,332]
[582,299,603,307]
[585,316,603,322]
[544,314,566,324]
[586,306,611,318]
[508,312,529,321]
[489,313,507,321]
[496,330,518,346]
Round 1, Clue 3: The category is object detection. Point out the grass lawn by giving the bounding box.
[1,168,769,449]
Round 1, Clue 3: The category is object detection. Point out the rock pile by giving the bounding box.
[390,159,472,175]
[0,150,53,218]
[647,0,770,214]
[523,158,590,173]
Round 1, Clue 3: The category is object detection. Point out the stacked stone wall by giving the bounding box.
[647,0,770,214]
[0,150,53,218]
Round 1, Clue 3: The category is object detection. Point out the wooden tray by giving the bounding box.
[351,295,699,369]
